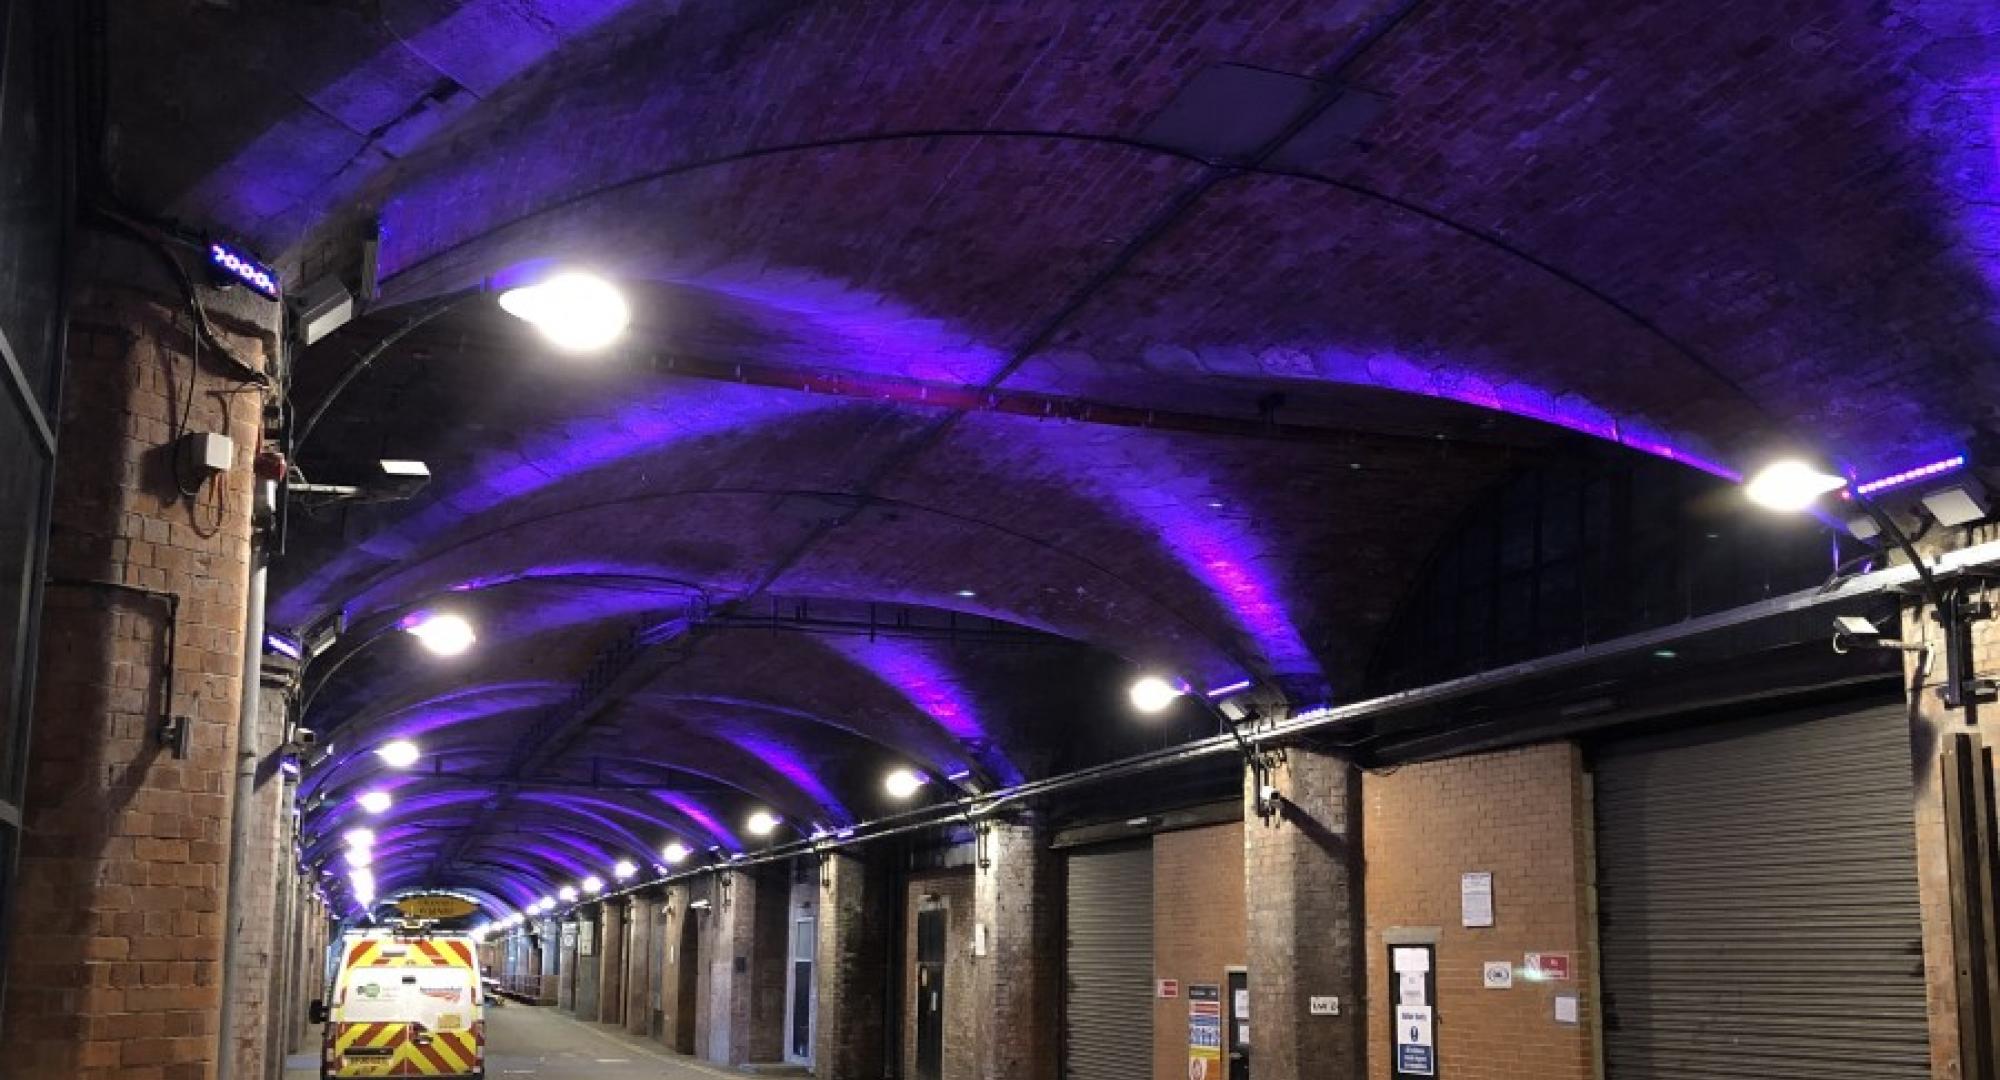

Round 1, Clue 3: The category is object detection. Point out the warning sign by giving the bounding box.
[1395,1004,1434,1077]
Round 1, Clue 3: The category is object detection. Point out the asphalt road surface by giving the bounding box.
[285,1004,751,1079]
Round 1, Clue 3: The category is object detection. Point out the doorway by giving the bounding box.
[784,870,817,1066]
[915,902,946,1080]
[1227,968,1248,1080]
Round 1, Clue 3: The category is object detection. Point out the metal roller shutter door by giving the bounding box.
[1594,700,1930,1079]
[1065,841,1154,1080]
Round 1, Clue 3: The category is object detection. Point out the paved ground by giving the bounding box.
[284,1003,745,1079]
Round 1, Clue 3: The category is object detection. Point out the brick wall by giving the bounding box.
[1152,822,1246,1080]
[1361,742,1596,1080]
[1,267,267,1080]
[903,868,976,1080]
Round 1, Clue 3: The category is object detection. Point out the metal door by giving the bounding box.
[1594,699,1930,1079]
[1063,841,1154,1080]
[916,905,946,1080]
[1226,968,1249,1080]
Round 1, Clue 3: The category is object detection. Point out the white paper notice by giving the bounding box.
[1461,872,1494,928]
[1399,971,1427,1006]
[1392,947,1430,974]
[1555,993,1580,1025]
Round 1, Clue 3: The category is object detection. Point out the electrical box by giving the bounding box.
[179,432,235,474]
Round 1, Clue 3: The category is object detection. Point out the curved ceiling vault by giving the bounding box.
[106,0,2000,914]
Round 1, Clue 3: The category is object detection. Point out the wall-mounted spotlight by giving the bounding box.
[1128,676,1185,714]
[497,270,630,352]
[1745,459,1847,512]
[612,860,637,881]
[884,768,927,800]
[403,613,476,657]
[662,841,690,865]
[342,827,375,849]
[374,740,421,768]
[357,790,393,815]
[558,885,579,903]
[581,876,604,895]
[746,811,780,837]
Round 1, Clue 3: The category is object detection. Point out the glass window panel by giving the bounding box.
[0,403,48,801]
[0,0,64,411]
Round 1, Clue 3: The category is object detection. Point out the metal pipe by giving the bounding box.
[216,540,267,1080]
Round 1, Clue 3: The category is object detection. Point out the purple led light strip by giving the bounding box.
[1851,455,1967,498]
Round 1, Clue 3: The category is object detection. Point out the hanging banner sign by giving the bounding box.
[1396,1004,1435,1077]
[395,895,478,920]
[1188,984,1222,1080]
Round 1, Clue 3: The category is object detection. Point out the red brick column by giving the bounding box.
[971,821,1059,1080]
[813,851,890,1080]
[1244,748,1366,1080]
[0,240,269,1080]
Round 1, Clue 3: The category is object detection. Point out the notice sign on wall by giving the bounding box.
[1460,872,1494,928]
[1188,984,1222,1080]
[1395,1004,1435,1076]
[1525,952,1572,981]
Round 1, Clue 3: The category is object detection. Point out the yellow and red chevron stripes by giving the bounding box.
[344,937,475,969]
[329,1022,481,1077]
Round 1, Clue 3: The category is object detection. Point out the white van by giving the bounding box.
[311,930,486,1079]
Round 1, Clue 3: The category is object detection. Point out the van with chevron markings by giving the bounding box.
[310,929,486,1079]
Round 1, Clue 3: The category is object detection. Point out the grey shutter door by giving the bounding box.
[1065,841,1154,1080]
[1594,700,1930,1079]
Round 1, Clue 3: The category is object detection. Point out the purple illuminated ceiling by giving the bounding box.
[107,0,2000,901]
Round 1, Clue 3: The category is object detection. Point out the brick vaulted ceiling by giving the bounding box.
[101,0,2000,906]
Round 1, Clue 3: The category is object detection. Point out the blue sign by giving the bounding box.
[1398,1044,1434,1074]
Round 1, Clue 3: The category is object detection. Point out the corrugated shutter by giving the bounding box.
[1594,700,1930,1080]
[1065,841,1154,1080]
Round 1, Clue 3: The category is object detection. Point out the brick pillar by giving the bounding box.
[1902,565,2000,1080]
[699,869,759,1066]
[662,883,695,1052]
[221,651,293,1078]
[625,892,655,1037]
[597,899,626,1026]
[538,919,561,1005]
[814,852,890,1080]
[0,236,270,1080]
[971,821,1059,1080]
[1245,747,1365,1080]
